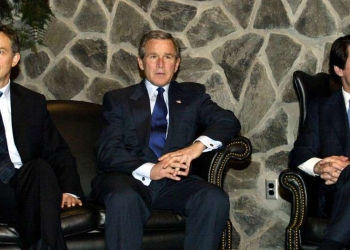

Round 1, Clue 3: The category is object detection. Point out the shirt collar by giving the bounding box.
[0,80,11,99]
[145,79,170,98]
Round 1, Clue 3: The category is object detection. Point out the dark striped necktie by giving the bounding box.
[0,91,15,184]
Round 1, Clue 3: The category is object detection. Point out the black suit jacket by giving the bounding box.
[289,90,350,168]
[96,80,241,175]
[10,81,83,197]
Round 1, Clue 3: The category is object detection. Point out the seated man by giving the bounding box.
[0,24,83,250]
[91,30,241,250]
[289,35,350,250]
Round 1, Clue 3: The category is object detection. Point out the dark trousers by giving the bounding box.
[0,159,67,250]
[322,166,350,245]
[92,172,230,250]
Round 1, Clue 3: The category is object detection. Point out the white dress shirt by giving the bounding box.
[298,87,350,176]
[0,81,23,169]
[132,80,222,185]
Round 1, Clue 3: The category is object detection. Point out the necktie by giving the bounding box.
[149,88,168,158]
[348,100,350,130]
[0,92,15,184]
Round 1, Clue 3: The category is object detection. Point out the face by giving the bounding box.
[138,39,180,87]
[0,32,20,88]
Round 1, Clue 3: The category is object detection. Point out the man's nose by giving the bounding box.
[157,58,164,67]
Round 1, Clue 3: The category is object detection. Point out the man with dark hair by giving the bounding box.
[290,35,350,250]
[91,30,241,249]
[0,24,83,249]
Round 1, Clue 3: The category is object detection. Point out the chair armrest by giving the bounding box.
[191,136,252,187]
[279,168,319,249]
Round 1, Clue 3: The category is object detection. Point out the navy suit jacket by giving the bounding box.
[10,81,83,197]
[96,80,241,175]
[289,90,350,169]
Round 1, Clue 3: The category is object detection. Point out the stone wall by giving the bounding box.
[13,0,350,249]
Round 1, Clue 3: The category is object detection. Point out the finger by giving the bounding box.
[161,155,183,169]
[176,170,189,176]
[168,171,181,181]
[65,197,73,207]
[77,198,83,206]
[159,152,183,161]
[61,198,66,208]
[61,194,68,208]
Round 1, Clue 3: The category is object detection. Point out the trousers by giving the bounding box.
[0,159,67,250]
[92,172,230,250]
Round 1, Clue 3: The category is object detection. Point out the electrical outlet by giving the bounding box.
[265,179,278,200]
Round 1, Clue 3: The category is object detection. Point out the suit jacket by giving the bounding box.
[289,90,350,168]
[96,80,241,174]
[10,81,83,197]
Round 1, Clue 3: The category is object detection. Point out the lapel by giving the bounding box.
[327,91,350,155]
[9,82,24,150]
[129,80,154,155]
[163,81,189,152]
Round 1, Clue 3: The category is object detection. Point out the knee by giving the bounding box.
[193,186,230,212]
[104,187,145,209]
[18,159,56,181]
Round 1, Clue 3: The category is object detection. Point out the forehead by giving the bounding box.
[0,32,12,49]
[144,39,176,54]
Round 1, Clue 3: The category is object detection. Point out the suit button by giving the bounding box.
[142,177,145,181]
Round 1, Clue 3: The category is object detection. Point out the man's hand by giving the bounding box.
[314,155,350,185]
[150,141,207,181]
[150,160,188,181]
[61,193,83,208]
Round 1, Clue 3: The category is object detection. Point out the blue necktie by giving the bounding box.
[149,88,168,158]
[0,92,15,184]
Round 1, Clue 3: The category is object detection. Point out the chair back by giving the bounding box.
[47,100,103,196]
[293,70,341,133]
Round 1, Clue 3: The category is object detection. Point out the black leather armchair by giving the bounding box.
[0,100,252,250]
[279,70,341,250]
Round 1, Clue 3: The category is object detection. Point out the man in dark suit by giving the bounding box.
[289,35,350,250]
[91,30,241,249]
[0,25,84,249]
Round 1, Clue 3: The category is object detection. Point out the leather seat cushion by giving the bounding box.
[0,204,99,243]
[97,208,186,230]
[61,204,100,237]
[0,225,18,243]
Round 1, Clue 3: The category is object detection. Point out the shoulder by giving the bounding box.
[170,81,206,95]
[11,82,45,102]
[104,84,138,99]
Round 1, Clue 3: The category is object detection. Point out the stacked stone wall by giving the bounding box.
[15,0,350,249]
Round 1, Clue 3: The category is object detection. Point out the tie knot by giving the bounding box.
[157,87,164,94]
[0,91,3,98]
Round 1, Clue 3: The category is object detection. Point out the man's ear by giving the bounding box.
[138,57,144,70]
[334,65,344,77]
[11,53,20,67]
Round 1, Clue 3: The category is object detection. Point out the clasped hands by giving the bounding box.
[314,155,350,185]
[150,141,206,181]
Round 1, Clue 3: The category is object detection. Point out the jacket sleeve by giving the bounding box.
[96,92,149,174]
[289,99,321,169]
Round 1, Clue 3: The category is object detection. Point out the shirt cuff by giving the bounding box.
[65,193,78,198]
[132,163,153,186]
[297,157,321,176]
[195,136,222,152]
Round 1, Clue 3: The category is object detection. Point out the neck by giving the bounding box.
[0,78,10,89]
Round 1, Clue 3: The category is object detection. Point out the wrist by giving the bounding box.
[313,161,321,175]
